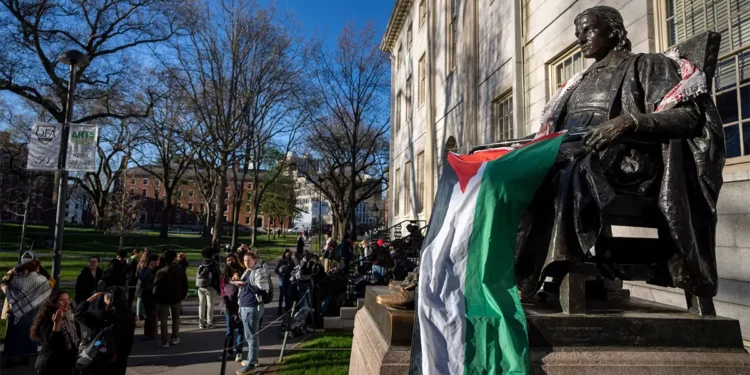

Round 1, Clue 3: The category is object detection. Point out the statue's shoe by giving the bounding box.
[376,289,415,310]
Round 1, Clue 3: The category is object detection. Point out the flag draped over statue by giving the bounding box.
[417,132,565,374]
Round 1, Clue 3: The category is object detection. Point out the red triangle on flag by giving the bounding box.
[447,148,512,192]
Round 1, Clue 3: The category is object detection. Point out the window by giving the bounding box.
[246,204,251,212]
[664,0,750,160]
[131,179,135,185]
[395,92,402,132]
[492,94,514,141]
[75,204,79,209]
[417,152,425,213]
[420,0,426,28]
[446,0,457,73]
[405,161,412,215]
[407,23,413,52]
[188,203,193,211]
[406,75,413,122]
[245,216,250,224]
[143,179,148,185]
[142,189,147,196]
[177,202,182,209]
[419,54,426,107]
[398,44,403,71]
[189,191,194,197]
[551,48,586,93]
[395,168,401,216]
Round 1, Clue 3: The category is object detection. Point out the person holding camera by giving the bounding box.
[233,251,270,375]
[274,250,294,315]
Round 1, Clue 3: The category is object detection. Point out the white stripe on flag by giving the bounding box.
[419,162,487,375]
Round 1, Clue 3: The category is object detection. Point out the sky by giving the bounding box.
[271,0,394,46]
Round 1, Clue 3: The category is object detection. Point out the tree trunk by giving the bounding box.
[212,163,228,247]
[230,196,241,249]
[119,232,125,251]
[250,195,258,247]
[160,189,173,238]
[202,202,212,238]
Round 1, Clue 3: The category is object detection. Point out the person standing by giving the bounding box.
[196,247,220,329]
[74,256,103,305]
[297,252,314,308]
[234,251,269,375]
[219,253,245,362]
[138,255,160,340]
[74,288,136,375]
[2,259,54,369]
[153,250,188,348]
[30,290,78,375]
[274,250,294,315]
[321,233,337,273]
[103,250,130,294]
[337,235,354,271]
[127,249,143,309]
[296,234,305,257]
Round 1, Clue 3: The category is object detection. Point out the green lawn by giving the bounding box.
[275,333,353,375]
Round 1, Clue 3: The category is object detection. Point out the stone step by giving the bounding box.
[340,306,358,320]
[357,298,365,310]
[323,316,343,330]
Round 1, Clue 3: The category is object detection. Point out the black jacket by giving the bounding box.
[75,300,135,374]
[274,258,294,281]
[34,321,78,375]
[153,264,188,305]
[296,237,305,254]
[103,259,129,287]
[75,267,103,303]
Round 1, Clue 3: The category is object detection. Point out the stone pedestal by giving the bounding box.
[349,287,413,375]
[525,297,750,374]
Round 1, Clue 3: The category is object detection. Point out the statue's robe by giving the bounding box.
[514,50,725,299]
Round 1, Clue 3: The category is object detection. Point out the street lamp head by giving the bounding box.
[59,50,89,68]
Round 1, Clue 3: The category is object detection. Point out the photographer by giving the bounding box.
[274,250,294,315]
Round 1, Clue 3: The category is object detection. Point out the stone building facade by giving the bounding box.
[381,0,749,339]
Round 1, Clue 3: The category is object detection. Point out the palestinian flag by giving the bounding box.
[417,132,565,374]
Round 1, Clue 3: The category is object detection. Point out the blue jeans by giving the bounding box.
[240,305,264,365]
[225,312,243,353]
[297,280,312,308]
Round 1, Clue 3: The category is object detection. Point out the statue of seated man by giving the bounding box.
[514,6,725,306]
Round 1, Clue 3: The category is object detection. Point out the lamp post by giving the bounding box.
[52,50,89,284]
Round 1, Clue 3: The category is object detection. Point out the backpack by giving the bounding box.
[76,325,117,371]
[259,261,274,305]
[196,261,215,288]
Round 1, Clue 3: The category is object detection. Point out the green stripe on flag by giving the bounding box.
[464,135,564,374]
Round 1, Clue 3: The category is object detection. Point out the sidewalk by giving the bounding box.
[1,259,309,375]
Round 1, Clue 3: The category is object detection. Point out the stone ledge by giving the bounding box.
[531,348,750,375]
[350,307,410,375]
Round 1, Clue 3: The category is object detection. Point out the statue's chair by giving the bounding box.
[471,31,721,316]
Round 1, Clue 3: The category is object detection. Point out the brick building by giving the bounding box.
[124,166,291,231]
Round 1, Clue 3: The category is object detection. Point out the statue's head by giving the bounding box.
[574,6,632,61]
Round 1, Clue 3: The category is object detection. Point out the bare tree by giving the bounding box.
[227,14,308,248]
[0,0,188,229]
[131,79,199,238]
[105,169,142,251]
[192,149,219,239]
[67,121,139,229]
[297,23,390,240]
[163,0,305,247]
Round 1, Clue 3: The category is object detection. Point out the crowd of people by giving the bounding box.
[0,230,407,375]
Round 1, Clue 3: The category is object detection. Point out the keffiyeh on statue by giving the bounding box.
[7,260,52,323]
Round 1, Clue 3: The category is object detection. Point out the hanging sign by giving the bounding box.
[27,123,61,171]
[65,124,98,172]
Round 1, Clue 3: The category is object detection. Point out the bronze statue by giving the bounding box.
[514,6,725,314]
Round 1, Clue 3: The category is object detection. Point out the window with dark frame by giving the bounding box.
[492,94,514,141]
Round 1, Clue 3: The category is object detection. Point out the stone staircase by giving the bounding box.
[323,297,365,330]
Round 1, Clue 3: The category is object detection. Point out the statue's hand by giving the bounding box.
[583,115,636,152]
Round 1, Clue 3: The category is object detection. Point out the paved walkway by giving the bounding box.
[1,259,312,375]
